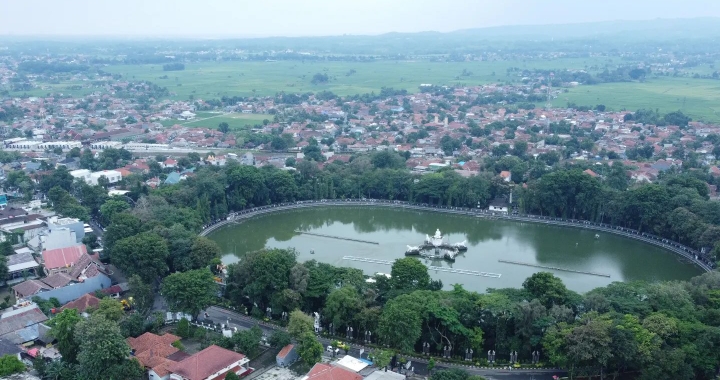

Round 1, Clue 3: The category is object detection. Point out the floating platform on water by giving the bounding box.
[498,259,611,278]
[294,230,379,245]
[343,256,501,278]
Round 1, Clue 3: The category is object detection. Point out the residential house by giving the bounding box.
[0,304,48,345]
[127,332,187,380]
[363,370,406,380]
[488,197,509,213]
[499,171,512,182]
[305,363,362,380]
[168,345,251,380]
[13,251,112,304]
[47,217,85,243]
[241,153,255,166]
[60,293,101,316]
[5,250,39,283]
[583,169,599,177]
[0,337,22,361]
[276,344,297,367]
[42,245,87,276]
[205,154,227,167]
[162,159,178,169]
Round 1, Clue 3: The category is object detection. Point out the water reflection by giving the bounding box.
[209,207,703,292]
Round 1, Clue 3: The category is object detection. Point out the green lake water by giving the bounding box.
[208,207,704,293]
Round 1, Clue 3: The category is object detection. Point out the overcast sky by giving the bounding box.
[2,0,719,37]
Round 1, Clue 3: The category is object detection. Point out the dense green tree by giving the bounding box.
[161,269,217,319]
[103,213,142,254]
[128,274,154,313]
[232,325,263,357]
[227,248,296,309]
[112,232,169,283]
[297,332,323,366]
[99,198,131,226]
[119,313,146,338]
[268,330,292,348]
[390,257,430,291]
[0,241,13,256]
[288,310,315,340]
[370,349,393,371]
[324,286,363,331]
[75,315,144,380]
[92,298,125,322]
[179,236,221,271]
[0,355,24,377]
[378,292,424,351]
[47,309,82,364]
[522,272,569,308]
[218,122,230,133]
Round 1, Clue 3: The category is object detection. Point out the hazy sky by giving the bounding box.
[2,0,719,37]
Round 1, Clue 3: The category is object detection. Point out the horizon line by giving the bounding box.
[0,16,717,41]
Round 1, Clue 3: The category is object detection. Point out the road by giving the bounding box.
[203,306,565,380]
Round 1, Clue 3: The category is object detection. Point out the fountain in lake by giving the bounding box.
[405,229,467,262]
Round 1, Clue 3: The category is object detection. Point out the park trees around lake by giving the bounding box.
[112,232,169,283]
[161,268,217,319]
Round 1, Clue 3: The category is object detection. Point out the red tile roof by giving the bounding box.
[42,245,87,270]
[583,169,598,177]
[101,284,124,295]
[169,345,246,380]
[307,363,362,380]
[277,344,295,359]
[11,279,51,298]
[128,332,182,378]
[61,293,100,313]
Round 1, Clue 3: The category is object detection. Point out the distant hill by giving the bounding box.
[448,18,720,40]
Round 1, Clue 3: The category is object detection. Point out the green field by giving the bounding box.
[556,77,720,122]
[104,58,608,98]
[159,112,269,130]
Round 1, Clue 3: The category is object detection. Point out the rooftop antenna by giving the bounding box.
[545,72,554,110]
[545,73,554,134]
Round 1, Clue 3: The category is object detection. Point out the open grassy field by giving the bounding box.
[103,58,608,99]
[556,77,720,122]
[159,112,269,130]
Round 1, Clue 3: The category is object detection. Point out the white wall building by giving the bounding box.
[70,169,122,186]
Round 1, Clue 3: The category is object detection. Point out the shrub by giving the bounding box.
[176,318,190,338]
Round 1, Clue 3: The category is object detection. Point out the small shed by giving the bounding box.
[276,344,298,367]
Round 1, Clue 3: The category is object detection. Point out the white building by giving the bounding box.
[37,141,83,150]
[70,169,122,186]
[90,141,123,150]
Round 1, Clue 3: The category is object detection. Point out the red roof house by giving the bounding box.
[128,332,182,379]
[306,363,362,380]
[168,345,250,380]
[42,245,87,275]
[61,293,101,313]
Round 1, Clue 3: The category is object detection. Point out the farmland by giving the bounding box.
[103,58,606,98]
[100,59,720,122]
[10,57,720,122]
[159,112,269,130]
[557,77,720,122]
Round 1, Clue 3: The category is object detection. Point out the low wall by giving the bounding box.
[200,199,714,273]
[34,274,112,304]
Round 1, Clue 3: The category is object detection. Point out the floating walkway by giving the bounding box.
[343,256,502,278]
[294,231,379,245]
[498,259,611,278]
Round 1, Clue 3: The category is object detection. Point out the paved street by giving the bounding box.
[203,306,565,380]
